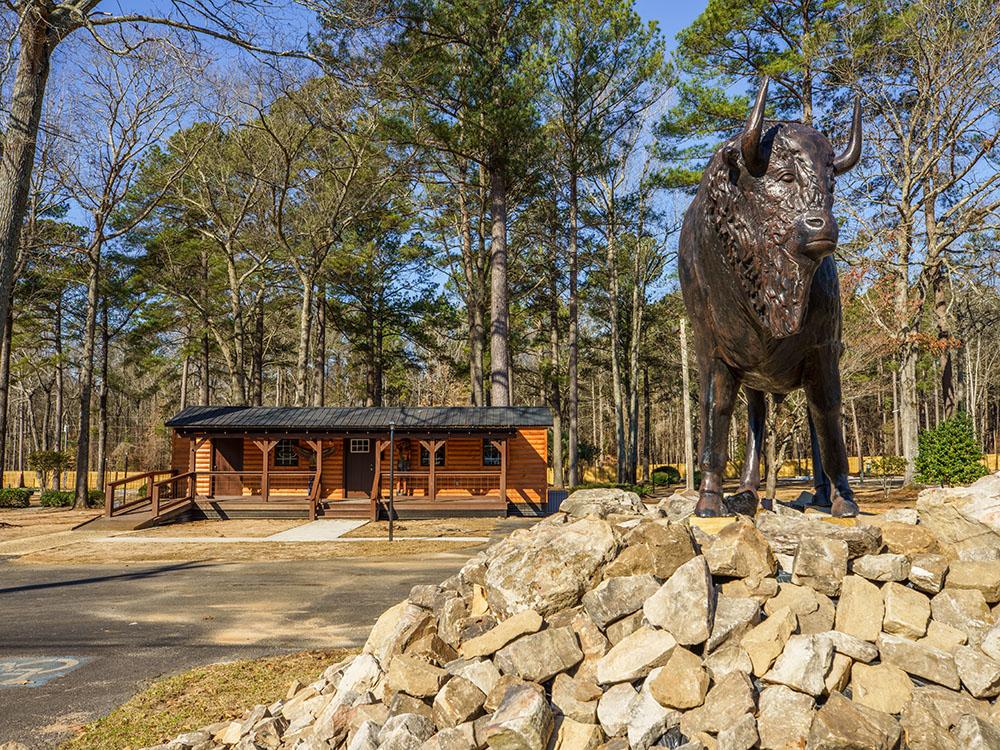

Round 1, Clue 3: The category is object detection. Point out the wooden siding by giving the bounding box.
[174,427,547,506]
[170,433,190,473]
[194,439,212,495]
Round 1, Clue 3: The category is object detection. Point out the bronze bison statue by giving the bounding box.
[679,78,862,518]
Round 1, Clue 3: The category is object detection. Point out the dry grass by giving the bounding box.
[342,517,499,538]
[0,506,99,541]
[59,650,357,750]
[133,519,305,538]
[17,538,484,565]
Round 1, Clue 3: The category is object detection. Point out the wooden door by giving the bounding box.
[213,438,244,497]
[344,437,375,497]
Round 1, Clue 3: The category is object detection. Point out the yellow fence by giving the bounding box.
[2,471,135,490]
[548,454,1000,484]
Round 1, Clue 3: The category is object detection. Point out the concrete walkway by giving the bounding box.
[265,519,367,541]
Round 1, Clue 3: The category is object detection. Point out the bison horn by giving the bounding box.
[833,97,863,175]
[741,77,770,176]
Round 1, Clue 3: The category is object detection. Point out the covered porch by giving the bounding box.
[101,406,549,527]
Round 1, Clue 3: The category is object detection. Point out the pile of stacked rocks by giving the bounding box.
[148,473,1000,750]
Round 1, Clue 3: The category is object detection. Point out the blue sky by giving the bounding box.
[635,0,707,49]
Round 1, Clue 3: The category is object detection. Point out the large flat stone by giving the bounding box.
[755,512,881,558]
[678,671,755,737]
[916,472,1000,559]
[595,626,676,685]
[806,692,900,750]
[485,684,554,750]
[851,553,911,582]
[946,560,1000,603]
[581,575,659,630]
[460,610,543,658]
[834,575,884,642]
[882,581,931,639]
[642,556,716,646]
[931,588,992,645]
[741,606,796,676]
[648,647,708,710]
[494,627,583,683]
[483,518,618,618]
[851,662,913,714]
[791,537,848,596]
[560,488,646,519]
[756,685,814,750]
[954,645,1000,698]
[762,634,833,696]
[706,595,760,653]
[703,517,776,580]
[877,632,961,689]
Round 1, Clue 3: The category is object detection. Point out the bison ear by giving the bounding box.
[724,145,740,169]
[833,97,863,175]
[741,77,770,177]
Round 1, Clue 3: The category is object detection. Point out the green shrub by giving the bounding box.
[916,413,988,487]
[88,489,105,507]
[39,490,73,507]
[0,487,32,508]
[651,465,681,485]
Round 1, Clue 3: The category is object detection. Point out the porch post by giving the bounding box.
[255,440,276,502]
[371,440,384,500]
[420,439,439,501]
[499,438,508,504]
[306,439,323,520]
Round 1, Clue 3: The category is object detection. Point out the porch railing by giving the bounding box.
[105,470,176,517]
[376,470,502,499]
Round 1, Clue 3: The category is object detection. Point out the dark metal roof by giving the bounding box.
[165,405,553,432]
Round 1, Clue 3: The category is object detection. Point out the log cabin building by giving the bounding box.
[103,406,552,526]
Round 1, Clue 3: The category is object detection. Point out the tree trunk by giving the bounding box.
[313,286,326,406]
[488,159,510,406]
[680,317,695,490]
[180,353,189,409]
[567,171,580,485]
[459,188,485,406]
[200,246,211,404]
[294,276,313,407]
[0,305,11,474]
[0,6,56,391]
[642,368,651,481]
[74,244,101,508]
[547,214,563,488]
[53,293,63,488]
[851,397,864,483]
[96,300,109,494]
[900,345,919,483]
[606,227,626,483]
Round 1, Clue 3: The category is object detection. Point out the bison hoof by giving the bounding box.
[831,498,860,518]
[726,490,759,517]
[695,494,724,517]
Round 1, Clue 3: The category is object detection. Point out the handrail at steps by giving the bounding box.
[105,470,176,517]
[151,471,197,517]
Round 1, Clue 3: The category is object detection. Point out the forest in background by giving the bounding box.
[0,0,998,505]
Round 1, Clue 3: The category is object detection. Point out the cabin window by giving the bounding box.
[420,444,445,467]
[350,438,370,454]
[274,439,299,467]
[483,438,501,467]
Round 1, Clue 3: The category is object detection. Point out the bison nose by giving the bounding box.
[800,212,838,261]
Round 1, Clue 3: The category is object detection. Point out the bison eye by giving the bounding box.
[779,172,796,183]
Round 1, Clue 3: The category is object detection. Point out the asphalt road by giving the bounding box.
[0,552,477,748]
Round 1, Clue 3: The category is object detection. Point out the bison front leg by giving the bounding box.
[696,358,739,518]
[804,349,859,518]
[731,387,766,513]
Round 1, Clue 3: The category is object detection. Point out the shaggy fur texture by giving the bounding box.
[704,123,831,338]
